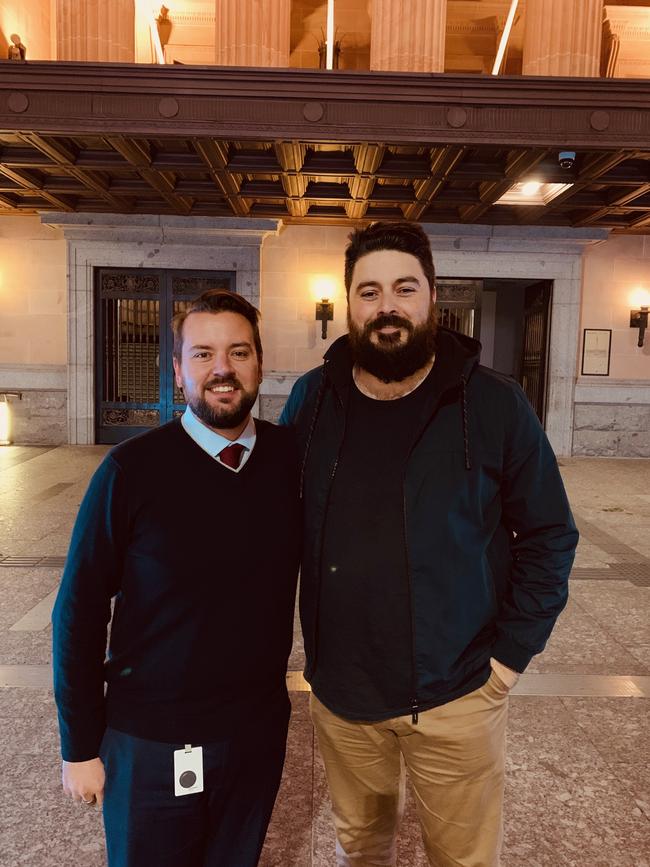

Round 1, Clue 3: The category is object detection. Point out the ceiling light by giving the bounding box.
[495,182,573,206]
[521,181,541,196]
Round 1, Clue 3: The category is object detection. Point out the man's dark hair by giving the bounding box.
[344,222,436,295]
[172,290,262,362]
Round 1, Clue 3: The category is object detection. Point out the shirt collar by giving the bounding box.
[181,406,256,458]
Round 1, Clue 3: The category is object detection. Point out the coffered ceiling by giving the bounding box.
[1,63,649,231]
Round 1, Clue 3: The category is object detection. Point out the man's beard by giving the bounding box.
[348,305,437,383]
[188,376,257,430]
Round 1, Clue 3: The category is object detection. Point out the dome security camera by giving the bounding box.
[558,151,576,170]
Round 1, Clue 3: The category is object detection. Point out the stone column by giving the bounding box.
[522,0,603,76]
[370,0,447,72]
[56,0,135,62]
[215,0,291,67]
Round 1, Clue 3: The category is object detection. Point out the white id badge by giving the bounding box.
[173,745,204,797]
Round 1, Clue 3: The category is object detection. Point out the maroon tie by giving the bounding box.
[219,443,245,469]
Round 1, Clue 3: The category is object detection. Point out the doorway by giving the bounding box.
[437,277,553,425]
[94,268,235,444]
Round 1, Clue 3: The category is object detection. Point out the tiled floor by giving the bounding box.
[1,447,649,866]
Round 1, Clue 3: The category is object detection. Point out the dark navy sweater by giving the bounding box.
[52,418,301,762]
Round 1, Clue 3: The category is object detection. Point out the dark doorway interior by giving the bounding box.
[437,277,553,425]
[95,268,235,444]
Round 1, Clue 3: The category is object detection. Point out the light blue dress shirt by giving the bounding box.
[181,406,256,473]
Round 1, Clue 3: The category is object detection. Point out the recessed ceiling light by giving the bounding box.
[521,181,541,196]
[495,182,573,206]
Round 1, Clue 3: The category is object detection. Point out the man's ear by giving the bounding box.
[172,357,182,389]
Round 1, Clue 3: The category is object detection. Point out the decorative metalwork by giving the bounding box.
[100,297,160,403]
[436,281,481,304]
[172,299,190,405]
[101,273,161,297]
[102,408,160,427]
[96,268,235,444]
[172,276,232,296]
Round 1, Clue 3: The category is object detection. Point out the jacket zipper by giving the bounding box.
[311,379,347,676]
[402,488,420,724]
[400,388,465,726]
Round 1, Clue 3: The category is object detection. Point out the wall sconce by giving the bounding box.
[316,298,334,340]
[630,288,650,348]
[0,392,22,446]
[630,307,648,347]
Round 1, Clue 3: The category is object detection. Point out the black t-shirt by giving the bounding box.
[312,375,430,719]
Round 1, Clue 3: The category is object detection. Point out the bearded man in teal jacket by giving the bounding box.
[280,221,578,867]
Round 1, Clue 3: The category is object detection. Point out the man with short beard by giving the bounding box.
[53,290,300,867]
[280,222,578,867]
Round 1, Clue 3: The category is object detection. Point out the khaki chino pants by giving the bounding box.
[311,672,510,867]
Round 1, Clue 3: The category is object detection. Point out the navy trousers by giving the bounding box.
[100,698,290,867]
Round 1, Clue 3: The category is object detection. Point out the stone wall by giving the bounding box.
[0,363,68,445]
[572,381,650,457]
[259,395,287,424]
[7,389,67,445]
[573,404,650,457]
[258,371,301,424]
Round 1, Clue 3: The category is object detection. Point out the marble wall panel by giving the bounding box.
[259,395,286,424]
[573,426,650,458]
[574,404,650,433]
[7,390,67,445]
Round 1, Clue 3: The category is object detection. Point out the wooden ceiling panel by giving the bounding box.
[0,132,650,231]
[2,132,650,229]
[1,64,650,230]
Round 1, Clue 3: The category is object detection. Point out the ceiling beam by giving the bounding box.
[576,182,650,226]
[347,144,385,220]
[0,165,73,211]
[404,146,468,221]
[19,133,128,212]
[627,209,650,230]
[274,141,308,218]
[18,133,77,164]
[193,139,248,217]
[105,136,192,214]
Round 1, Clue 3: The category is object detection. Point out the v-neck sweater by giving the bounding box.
[52,418,301,762]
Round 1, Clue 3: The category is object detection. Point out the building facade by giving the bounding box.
[0,0,649,456]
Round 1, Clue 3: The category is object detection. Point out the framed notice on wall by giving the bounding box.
[581,329,612,376]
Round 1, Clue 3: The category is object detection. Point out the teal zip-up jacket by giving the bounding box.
[280,327,578,719]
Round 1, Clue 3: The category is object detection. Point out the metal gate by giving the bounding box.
[95,268,235,444]
[436,280,482,339]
